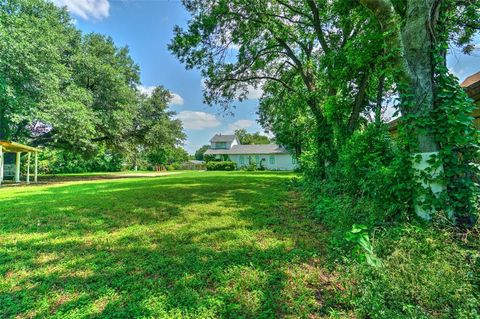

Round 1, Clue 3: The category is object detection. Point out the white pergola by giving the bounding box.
[0,141,41,185]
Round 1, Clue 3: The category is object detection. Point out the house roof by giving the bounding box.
[461,71,480,88]
[0,141,41,153]
[210,134,237,142]
[205,144,289,155]
[461,71,480,103]
[188,160,205,164]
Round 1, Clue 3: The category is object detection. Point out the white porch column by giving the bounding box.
[34,152,38,183]
[0,146,3,185]
[26,152,31,184]
[15,152,21,183]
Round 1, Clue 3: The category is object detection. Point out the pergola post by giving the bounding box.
[15,152,21,183]
[0,145,3,185]
[34,152,38,183]
[26,152,31,184]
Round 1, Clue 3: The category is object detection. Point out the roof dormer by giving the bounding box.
[209,134,240,150]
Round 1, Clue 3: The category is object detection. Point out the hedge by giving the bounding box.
[206,161,237,171]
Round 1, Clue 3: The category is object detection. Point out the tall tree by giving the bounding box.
[131,87,185,150]
[195,145,210,161]
[358,0,478,152]
[0,0,187,174]
[169,0,385,176]
[130,86,186,169]
[234,129,271,145]
[0,0,77,141]
[258,80,313,157]
[358,0,479,218]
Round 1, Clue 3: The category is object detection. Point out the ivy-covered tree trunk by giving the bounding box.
[400,0,440,153]
[361,0,440,152]
[360,0,444,218]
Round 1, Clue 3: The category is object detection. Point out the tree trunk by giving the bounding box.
[400,0,440,153]
[374,72,385,125]
[359,0,444,219]
[308,98,335,178]
[360,0,440,152]
[347,69,370,136]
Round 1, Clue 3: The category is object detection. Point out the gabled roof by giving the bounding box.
[205,144,289,155]
[210,134,237,142]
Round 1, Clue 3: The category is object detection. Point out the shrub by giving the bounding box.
[241,163,257,171]
[38,148,125,174]
[206,161,237,171]
[165,164,175,171]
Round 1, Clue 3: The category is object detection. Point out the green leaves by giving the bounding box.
[346,224,383,268]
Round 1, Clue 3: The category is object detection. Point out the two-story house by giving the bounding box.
[204,134,298,170]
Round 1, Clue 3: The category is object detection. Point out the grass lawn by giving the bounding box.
[0,171,331,318]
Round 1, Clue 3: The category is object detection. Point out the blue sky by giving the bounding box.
[55,0,479,154]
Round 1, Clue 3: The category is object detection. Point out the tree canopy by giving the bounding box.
[234,129,271,145]
[1,0,186,172]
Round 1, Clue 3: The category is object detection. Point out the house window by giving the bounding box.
[215,142,227,149]
[239,155,245,165]
[269,155,275,164]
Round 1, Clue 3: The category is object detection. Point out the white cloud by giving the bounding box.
[245,85,263,100]
[228,119,254,131]
[137,85,184,106]
[170,93,184,106]
[176,111,221,130]
[138,85,156,96]
[54,0,110,20]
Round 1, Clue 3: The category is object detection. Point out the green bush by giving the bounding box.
[206,161,237,171]
[304,125,413,256]
[241,163,257,171]
[38,148,125,174]
[335,124,412,217]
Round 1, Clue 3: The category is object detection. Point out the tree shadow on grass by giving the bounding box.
[0,172,327,318]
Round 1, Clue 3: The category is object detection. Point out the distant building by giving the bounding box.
[204,134,298,171]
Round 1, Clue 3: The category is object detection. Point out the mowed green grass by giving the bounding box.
[0,171,328,319]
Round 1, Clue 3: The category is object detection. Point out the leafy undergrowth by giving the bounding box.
[338,225,480,319]
[0,171,337,318]
[310,185,480,319]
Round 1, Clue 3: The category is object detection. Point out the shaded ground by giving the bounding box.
[0,171,183,187]
[0,171,333,318]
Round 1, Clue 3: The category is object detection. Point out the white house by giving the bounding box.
[204,134,298,171]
